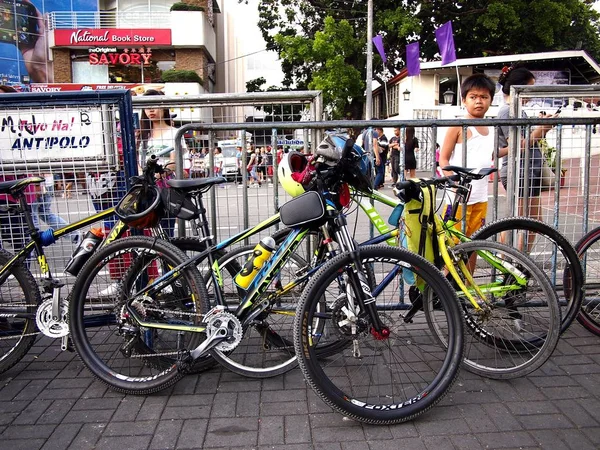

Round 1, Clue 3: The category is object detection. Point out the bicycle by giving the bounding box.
[349,178,583,335]
[574,226,600,335]
[67,136,466,426]
[0,156,238,376]
[398,168,561,377]
[0,175,123,374]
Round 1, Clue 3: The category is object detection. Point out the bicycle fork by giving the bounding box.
[331,217,389,353]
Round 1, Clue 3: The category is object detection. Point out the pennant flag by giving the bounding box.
[406,42,420,76]
[435,21,457,65]
[372,34,387,64]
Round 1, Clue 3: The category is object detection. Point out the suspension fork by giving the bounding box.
[331,216,387,333]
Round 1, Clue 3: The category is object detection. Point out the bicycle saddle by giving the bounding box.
[167,176,227,191]
[0,177,44,195]
[442,166,497,180]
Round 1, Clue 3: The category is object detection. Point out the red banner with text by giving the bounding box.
[53,29,172,47]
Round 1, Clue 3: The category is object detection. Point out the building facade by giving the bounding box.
[0,0,219,92]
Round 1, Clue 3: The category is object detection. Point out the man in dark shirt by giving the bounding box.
[388,127,401,184]
[374,127,388,190]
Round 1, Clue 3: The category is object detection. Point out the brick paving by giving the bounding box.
[0,322,599,450]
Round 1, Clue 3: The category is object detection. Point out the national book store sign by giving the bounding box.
[53,29,172,47]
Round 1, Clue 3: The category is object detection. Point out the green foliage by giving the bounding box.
[539,138,558,170]
[161,69,203,84]
[242,0,600,119]
[170,2,204,11]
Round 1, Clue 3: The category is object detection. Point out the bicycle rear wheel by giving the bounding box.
[472,217,583,334]
[575,227,600,336]
[294,245,464,425]
[0,249,41,374]
[429,240,560,379]
[69,236,210,395]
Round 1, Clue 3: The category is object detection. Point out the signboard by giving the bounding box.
[0,108,106,162]
[29,83,140,92]
[88,48,152,66]
[53,28,172,47]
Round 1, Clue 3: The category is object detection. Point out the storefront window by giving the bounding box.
[73,61,109,83]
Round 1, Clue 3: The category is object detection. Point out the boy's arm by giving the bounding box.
[439,127,460,176]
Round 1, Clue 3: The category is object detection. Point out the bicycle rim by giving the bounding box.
[208,244,309,378]
[295,245,464,425]
[433,241,560,379]
[472,217,583,334]
[576,228,600,336]
[69,236,209,395]
[0,249,40,374]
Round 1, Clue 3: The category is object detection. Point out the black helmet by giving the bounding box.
[115,184,162,229]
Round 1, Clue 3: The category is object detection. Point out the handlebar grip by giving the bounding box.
[394,180,413,191]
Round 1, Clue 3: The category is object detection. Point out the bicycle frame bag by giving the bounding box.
[280,191,326,227]
[400,180,442,286]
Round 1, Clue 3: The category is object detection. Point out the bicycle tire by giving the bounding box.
[471,217,583,334]
[575,227,600,336]
[0,249,41,374]
[69,236,210,395]
[428,240,560,379]
[294,245,465,425]
[207,244,309,378]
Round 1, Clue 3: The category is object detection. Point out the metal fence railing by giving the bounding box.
[0,90,135,289]
[1,87,599,290]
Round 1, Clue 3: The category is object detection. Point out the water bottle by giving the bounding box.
[234,236,276,289]
[65,227,104,276]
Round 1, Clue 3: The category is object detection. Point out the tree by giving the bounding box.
[246,0,600,119]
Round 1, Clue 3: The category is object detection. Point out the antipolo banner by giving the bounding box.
[0,108,105,162]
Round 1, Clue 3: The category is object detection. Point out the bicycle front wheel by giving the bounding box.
[294,245,464,425]
[575,227,600,336]
[437,240,561,379]
[472,217,583,334]
[0,249,41,374]
[69,236,210,395]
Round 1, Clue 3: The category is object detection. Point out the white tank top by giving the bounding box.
[448,126,494,204]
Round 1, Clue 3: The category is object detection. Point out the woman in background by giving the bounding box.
[403,126,419,179]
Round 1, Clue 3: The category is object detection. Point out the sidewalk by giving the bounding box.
[0,322,599,450]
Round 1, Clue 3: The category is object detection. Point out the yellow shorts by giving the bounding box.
[447,202,487,237]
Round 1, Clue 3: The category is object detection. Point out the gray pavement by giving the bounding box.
[0,323,599,449]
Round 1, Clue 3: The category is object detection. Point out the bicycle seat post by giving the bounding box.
[191,191,213,246]
[16,192,40,242]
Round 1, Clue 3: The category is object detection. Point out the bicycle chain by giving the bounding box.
[0,331,40,341]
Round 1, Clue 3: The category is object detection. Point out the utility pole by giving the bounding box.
[365,0,373,120]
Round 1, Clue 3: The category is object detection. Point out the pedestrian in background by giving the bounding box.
[388,127,402,184]
[403,126,419,179]
[374,126,388,190]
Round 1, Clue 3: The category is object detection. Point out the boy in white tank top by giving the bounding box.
[439,73,508,237]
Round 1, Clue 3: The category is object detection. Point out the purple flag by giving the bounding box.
[435,21,457,65]
[406,42,420,76]
[372,34,387,64]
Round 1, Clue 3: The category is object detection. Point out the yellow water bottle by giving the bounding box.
[234,236,276,289]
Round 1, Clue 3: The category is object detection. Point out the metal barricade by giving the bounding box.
[0,90,135,288]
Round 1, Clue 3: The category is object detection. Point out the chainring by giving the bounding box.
[36,298,70,338]
[206,310,243,352]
